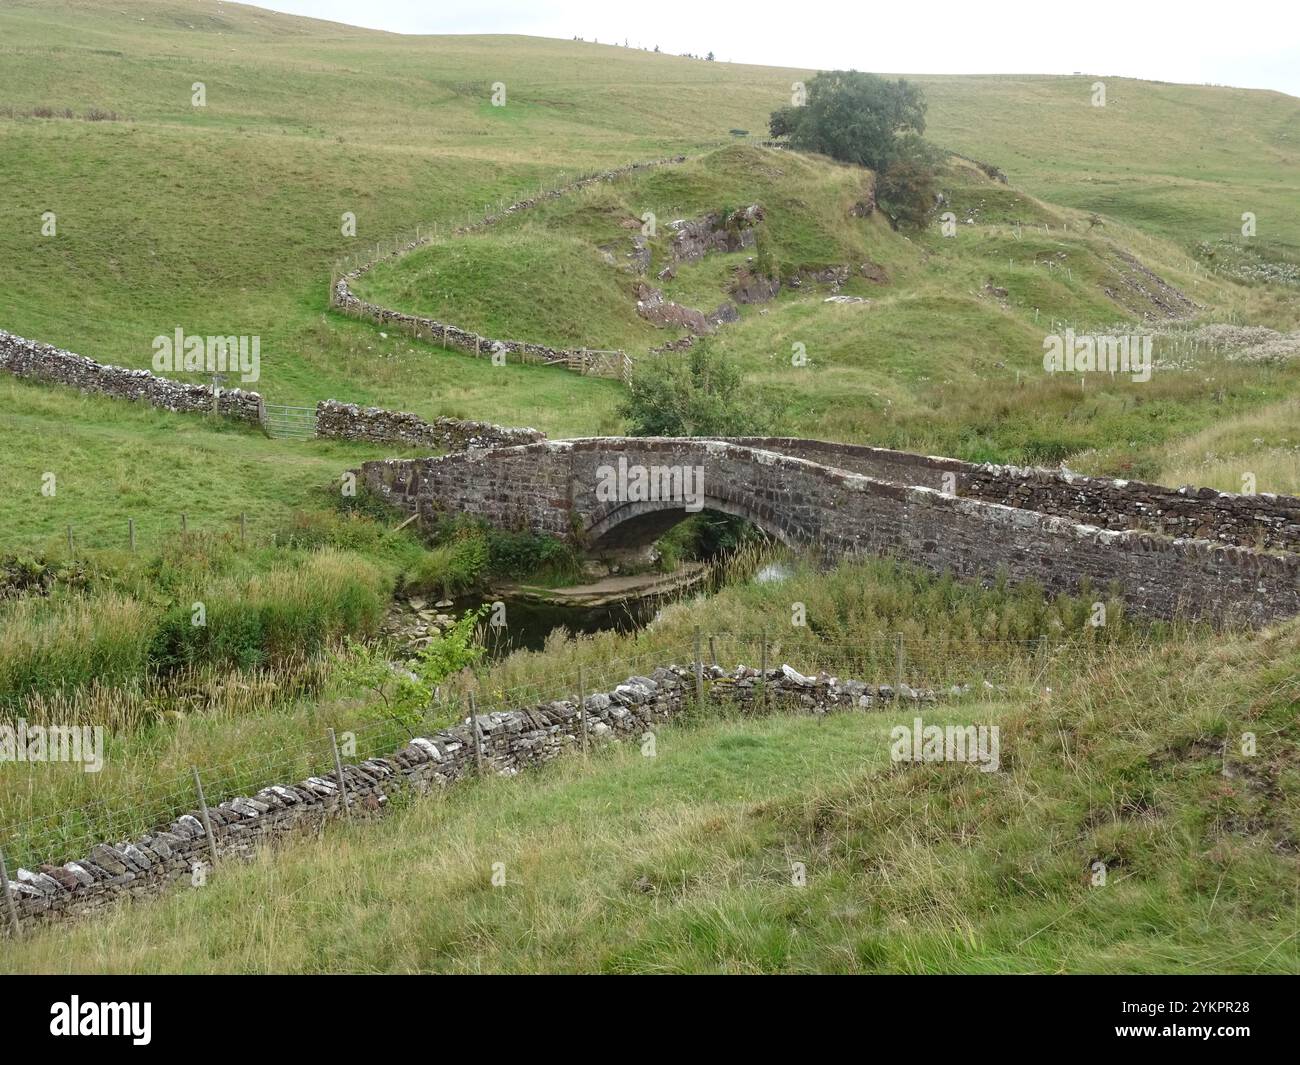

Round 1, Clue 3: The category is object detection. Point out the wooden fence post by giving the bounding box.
[469,692,483,773]
[894,632,904,702]
[694,628,704,706]
[0,847,21,940]
[191,766,220,872]
[760,629,768,710]
[329,728,350,820]
[579,666,588,761]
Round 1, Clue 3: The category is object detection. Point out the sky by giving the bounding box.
[255,0,1300,97]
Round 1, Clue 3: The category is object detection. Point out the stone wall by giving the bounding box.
[3,664,888,936]
[0,329,263,423]
[331,281,632,381]
[315,399,544,451]
[330,155,691,383]
[359,438,1300,627]
[727,438,1300,552]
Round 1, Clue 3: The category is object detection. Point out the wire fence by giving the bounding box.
[0,630,1117,875]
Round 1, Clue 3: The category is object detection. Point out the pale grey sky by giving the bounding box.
[255,0,1300,97]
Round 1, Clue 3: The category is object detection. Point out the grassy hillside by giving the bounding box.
[4,612,1295,974]
[0,2,1297,972]
[918,74,1300,255]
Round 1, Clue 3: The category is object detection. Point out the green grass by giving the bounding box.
[0,1,1298,972]
[3,617,1295,973]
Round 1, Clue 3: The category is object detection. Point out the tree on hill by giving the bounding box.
[769,70,927,172]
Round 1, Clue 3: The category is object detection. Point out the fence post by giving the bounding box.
[469,692,484,773]
[693,628,704,706]
[128,518,136,553]
[181,512,187,533]
[66,524,73,555]
[328,728,350,820]
[0,847,21,940]
[894,632,904,702]
[239,512,247,546]
[578,666,588,761]
[191,766,220,872]
[760,629,768,710]
[709,635,718,668]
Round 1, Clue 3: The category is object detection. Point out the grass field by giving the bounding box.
[3,612,1295,974]
[1,0,1297,972]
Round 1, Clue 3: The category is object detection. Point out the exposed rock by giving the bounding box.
[668,205,764,263]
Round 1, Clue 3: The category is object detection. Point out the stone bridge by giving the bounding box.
[357,437,1300,626]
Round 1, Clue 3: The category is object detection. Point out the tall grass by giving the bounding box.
[0,594,154,703]
[0,550,388,708]
[3,619,1294,974]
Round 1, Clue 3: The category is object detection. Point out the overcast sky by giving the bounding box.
[256,0,1300,97]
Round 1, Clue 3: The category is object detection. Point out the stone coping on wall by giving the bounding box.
[2,663,914,936]
[315,399,544,451]
[0,329,263,422]
[723,437,1300,552]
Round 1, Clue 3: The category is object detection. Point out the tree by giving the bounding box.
[876,156,939,231]
[619,343,767,438]
[769,70,927,172]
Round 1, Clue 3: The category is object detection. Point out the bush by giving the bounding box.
[619,343,769,438]
[876,156,939,231]
[0,594,156,705]
[150,551,387,671]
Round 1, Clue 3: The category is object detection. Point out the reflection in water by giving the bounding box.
[468,594,664,656]
[753,562,793,584]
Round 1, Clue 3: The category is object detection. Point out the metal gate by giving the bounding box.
[261,403,317,440]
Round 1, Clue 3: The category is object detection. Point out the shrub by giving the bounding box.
[620,343,769,437]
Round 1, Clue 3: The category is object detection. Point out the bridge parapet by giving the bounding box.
[357,437,1300,627]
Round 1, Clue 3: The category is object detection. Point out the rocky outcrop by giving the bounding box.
[668,205,764,263]
[633,281,714,334]
[730,265,781,304]
[315,400,544,452]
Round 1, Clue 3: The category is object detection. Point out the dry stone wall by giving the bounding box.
[331,155,691,382]
[0,329,263,423]
[727,438,1300,552]
[359,438,1300,627]
[3,664,887,936]
[0,330,541,452]
[315,400,544,451]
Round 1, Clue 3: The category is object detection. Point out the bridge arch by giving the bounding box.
[582,494,800,552]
